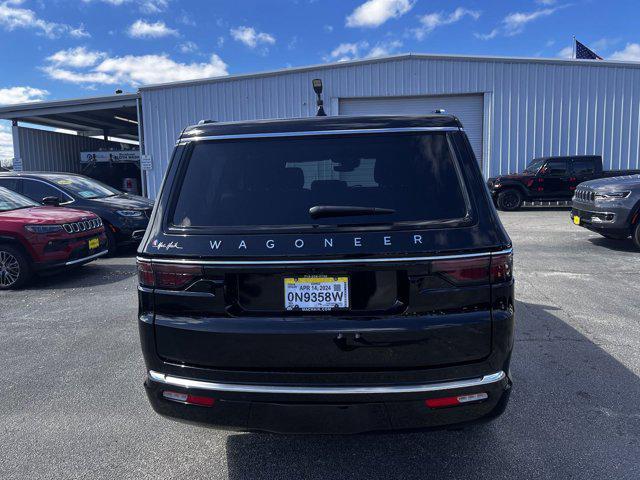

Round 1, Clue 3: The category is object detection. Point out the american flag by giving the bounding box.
[575,39,603,60]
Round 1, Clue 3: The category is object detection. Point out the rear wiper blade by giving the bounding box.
[309,205,396,219]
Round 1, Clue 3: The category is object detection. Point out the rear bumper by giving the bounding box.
[144,369,512,434]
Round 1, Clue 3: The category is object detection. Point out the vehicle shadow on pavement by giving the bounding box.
[26,255,138,290]
[224,300,640,480]
[588,237,638,253]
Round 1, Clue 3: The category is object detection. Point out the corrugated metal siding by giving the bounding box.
[338,94,484,164]
[15,127,119,173]
[141,57,640,198]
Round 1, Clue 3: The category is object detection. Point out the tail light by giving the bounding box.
[432,257,490,285]
[490,253,513,283]
[137,259,203,289]
[432,252,512,286]
[162,390,216,407]
[425,392,488,409]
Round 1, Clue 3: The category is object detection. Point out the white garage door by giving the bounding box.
[339,95,484,165]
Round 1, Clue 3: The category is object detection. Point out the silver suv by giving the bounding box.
[571,175,640,249]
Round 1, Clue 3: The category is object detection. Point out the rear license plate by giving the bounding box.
[88,237,100,250]
[284,276,349,311]
[573,215,581,225]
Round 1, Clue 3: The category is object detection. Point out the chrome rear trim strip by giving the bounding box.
[137,248,512,266]
[177,126,460,144]
[148,370,506,395]
[64,250,107,266]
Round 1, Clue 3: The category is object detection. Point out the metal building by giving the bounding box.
[3,53,640,198]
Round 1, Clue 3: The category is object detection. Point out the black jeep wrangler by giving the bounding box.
[137,114,514,434]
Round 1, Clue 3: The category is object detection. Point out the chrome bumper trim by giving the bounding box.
[571,210,616,223]
[148,370,506,395]
[137,248,513,267]
[64,250,108,266]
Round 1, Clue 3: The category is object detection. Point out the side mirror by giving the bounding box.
[539,166,549,175]
[42,196,61,206]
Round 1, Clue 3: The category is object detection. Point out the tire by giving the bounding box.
[0,244,32,290]
[600,232,629,240]
[104,224,118,256]
[497,189,523,211]
[633,223,640,250]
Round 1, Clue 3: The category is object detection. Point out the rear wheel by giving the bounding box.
[633,223,640,250]
[0,245,31,290]
[496,189,523,211]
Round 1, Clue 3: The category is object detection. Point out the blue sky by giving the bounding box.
[1,0,640,162]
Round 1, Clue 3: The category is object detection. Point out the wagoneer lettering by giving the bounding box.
[137,114,514,434]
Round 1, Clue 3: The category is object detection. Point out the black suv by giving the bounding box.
[0,172,154,254]
[137,115,514,434]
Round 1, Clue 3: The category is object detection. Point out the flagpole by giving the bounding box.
[572,35,576,59]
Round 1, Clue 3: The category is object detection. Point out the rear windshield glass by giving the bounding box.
[170,133,468,229]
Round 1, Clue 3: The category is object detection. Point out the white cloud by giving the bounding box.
[346,0,413,28]
[557,45,573,59]
[179,41,198,53]
[0,123,13,165]
[43,51,228,86]
[476,6,561,40]
[81,0,170,14]
[475,28,499,41]
[503,8,557,35]
[326,42,365,62]
[0,86,48,105]
[412,7,480,40]
[323,24,333,33]
[324,40,402,62]
[230,26,275,48]
[46,47,105,68]
[611,43,640,62]
[0,85,49,163]
[0,0,83,38]
[139,0,169,14]
[366,40,403,58]
[69,23,91,38]
[591,37,619,52]
[536,0,556,4]
[127,19,178,38]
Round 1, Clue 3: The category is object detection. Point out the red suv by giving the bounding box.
[0,187,107,289]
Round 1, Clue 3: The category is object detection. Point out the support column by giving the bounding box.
[11,120,22,171]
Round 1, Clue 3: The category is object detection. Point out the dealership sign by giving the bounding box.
[80,150,140,163]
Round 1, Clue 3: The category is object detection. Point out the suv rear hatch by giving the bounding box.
[141,130,510,371]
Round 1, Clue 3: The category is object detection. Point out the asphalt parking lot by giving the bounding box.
[1,209,639,480]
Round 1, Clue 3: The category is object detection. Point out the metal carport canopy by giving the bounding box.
[0,93,140,141]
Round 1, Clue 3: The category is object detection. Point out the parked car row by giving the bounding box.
[487,155,640,211]
[486,154,640,250]
[0,172,154,289]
